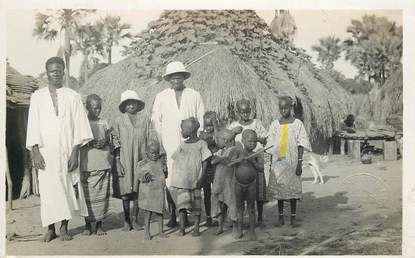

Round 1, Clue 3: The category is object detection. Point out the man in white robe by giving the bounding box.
[151,61,205,227]
[26,57,93,242]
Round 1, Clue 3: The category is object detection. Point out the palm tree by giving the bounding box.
[96,15,132,64]
[73,23,105,85]
[270,10,297,46]
[311,36,342,71]
[33,9,95,87]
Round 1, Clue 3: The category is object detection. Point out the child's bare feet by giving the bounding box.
[247,231,257,241]
[59,227,73,241]
[83,229,92,236]
[274,215,284,227]
[290,216,300,228]
[96,223,107,236]
[192,230,201,237]
[215,227,224,235]
[122,222,132,231]
[159,232,168,238]
[166,219,177,228]
[83,223,92,236]
[144,232,152,240]
[257,220,265,229]
[132,221,144,231]
[176,229,185,237]
[41,230,57,242]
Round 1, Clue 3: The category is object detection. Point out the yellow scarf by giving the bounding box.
[276,123,289,161]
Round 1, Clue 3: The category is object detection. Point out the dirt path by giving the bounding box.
[6,155,402,255]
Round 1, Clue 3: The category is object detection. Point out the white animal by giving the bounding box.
[302,152,329,184]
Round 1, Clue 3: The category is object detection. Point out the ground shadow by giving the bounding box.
[214,191,354,255]
[302,176,339,183]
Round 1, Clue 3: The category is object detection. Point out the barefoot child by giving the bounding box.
[170,117,211,236]
[199,111,220,227]
[228,99,268,227]
[136,140,168,240]
[266,96,311,228]
[231,130,264,241]
[80,94,112,236]
[112,90,146,231]
[211,129,239,236]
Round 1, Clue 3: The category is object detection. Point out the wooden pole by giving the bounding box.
[5,147,13,210]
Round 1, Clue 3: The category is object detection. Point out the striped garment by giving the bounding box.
[81,169,111,222]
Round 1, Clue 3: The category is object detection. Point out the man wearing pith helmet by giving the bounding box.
[151,61,205,228]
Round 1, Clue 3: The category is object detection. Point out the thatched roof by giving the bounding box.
[6,63,39,107]
[82,10,353,149]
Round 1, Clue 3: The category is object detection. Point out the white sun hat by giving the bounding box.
[163,61,191,81]
[119,90,145,113]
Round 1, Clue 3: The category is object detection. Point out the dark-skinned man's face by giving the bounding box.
[46,63,64,88]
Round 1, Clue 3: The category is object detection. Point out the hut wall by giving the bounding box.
[6,106,30,198]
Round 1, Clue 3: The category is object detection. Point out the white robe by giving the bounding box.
[151,87,205,187]
[26,87,93,226]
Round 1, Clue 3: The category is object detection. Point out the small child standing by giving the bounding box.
[198,111,220,227]
[112,90,146,231]
[170,117,211,237]
[231,130,264,241]
[228,99,268,227]
[211,129,239,236]
[136,140,168,240]
[266,96,311,227]
[80,94,112,236]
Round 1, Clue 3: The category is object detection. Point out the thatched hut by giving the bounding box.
[6,62,40,199]
[82,10,353,152]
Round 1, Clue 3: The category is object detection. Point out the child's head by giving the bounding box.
[236,99,252,122]
[241,129,258,152]
[216,128,235,148]
[203,111,217,134]
[119,90,145,114]
[278,96,293,119]
[345,114,355,127]
[86,94,102,120]
[146,140,161,161]
[181,117,200,138]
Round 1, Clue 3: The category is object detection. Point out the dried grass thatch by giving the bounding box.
[372,66,403,122]
[6,63,39,107]
[82,10,353,151]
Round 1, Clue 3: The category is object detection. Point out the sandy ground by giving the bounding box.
[6,154,402,255]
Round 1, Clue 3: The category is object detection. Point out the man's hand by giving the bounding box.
[296,160,303,176]
[196,178,203,189]
[116,159,125,176]
[143,172,153,183]
[32,146,45,170]
[68,147,80,172]
[231,126,243,135]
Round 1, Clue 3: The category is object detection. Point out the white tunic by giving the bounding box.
[151,87,205,187]
[26,87,93,226]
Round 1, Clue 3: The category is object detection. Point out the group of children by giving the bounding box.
[79,89,310,241]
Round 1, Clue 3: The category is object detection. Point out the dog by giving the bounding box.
[302,152,328,184]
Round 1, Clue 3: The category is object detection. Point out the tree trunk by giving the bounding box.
[108,47,112,65]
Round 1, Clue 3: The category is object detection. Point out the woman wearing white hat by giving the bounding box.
[151,61,205,228]
[113,90,146,231]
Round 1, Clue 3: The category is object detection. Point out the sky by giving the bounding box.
[6,10,402,79]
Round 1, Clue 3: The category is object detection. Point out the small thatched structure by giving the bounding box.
[82,10,353,152]
[353,66,402,129]
[372,66,403,123]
